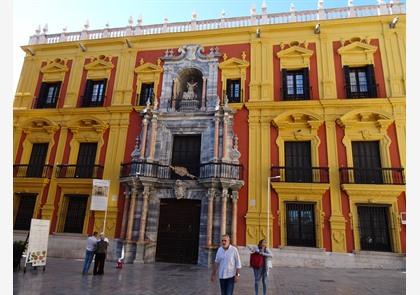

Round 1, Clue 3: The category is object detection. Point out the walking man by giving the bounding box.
[211,234,242,295]
[93,233,108,275]
[82,231,98,275]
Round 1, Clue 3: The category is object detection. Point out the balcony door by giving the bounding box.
[26,143,49,177]
[63,195,88,233]
[357,205,391,252]
[171,135,201,179]
[352,141,382,184]
[284,141,312,182]
[286,202,316,247]
[14,194,37,230]
[75,143,97,178]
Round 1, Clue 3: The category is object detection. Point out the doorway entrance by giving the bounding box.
[156,199,201,264]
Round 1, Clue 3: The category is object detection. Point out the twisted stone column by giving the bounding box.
[220,188,228,237]
[139,186,151,243]
[139,115,149,159]
[231,191,239,245]
[206,188,216,247]
[147,113,158,161]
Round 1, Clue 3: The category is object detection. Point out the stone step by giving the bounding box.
[238,246,406,270]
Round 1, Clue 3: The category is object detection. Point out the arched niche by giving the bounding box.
[176,67,203,101]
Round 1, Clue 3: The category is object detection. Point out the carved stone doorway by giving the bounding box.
[155,199,201,264]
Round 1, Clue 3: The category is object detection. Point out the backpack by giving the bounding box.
[250,252,264,268]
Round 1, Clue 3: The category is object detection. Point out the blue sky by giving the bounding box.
[13,0,404,88]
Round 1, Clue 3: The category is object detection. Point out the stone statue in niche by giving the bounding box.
[174,180,187,199]
[182,81,198,100]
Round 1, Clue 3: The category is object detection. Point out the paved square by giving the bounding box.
[14,258,405,295]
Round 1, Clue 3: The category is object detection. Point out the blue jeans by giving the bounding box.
[219,276,235,295]
[82,250,95,274]
[253,267,268,295]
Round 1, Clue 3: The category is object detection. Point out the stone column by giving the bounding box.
[125,184,138,241]
[201,77,207,111]
[119,186,131,239]
[214,115,220,160]
[139,186,151,243]
[171,79,176,110]
[139,115,149,159]
[147,113,158,161]
[206,188,216,247]
[220,188,228,237]
[231,191,239,245]
[222,112,230,161]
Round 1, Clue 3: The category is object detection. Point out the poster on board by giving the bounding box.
[90,179,110,211]
[26,219,50,267]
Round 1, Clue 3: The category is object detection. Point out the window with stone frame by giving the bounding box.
[282,68,310,100]
[36,82,61,108]
[139,83,154,106]
[81,79,107,107]
[171,135,201,179]
[226,79,241,103]
[344,65,377,98]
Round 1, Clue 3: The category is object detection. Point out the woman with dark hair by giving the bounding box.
[250,239,273,295]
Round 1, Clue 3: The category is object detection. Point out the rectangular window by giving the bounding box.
[344,65,377,98]
[26,143,49,178]
[139,83,154,106]
[36,82,61,108]
[75,143,98,178]
[226,79,241,103]
[82,79,107,107]
[171,135,201,179]
[282,69,310,100]
[284,141,312,182]
[63,195,88,233]
[357,205,391,252]
[14,194,37,230]
[352,141,383,184]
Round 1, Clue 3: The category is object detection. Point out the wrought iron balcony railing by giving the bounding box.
[270,166,330,183]
[200,162,243,180]
[56,164,104,178]
[339,167,405,185]
[13,164,53,178]
[120,161,171,179]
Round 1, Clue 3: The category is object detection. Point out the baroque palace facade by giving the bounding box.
[13,1,406,267]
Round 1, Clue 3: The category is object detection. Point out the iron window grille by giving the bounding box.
[139,83,155,106]
[226,79,241,103]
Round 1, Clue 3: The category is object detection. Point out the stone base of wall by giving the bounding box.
[14,232,405,269]
[238,246,406,270]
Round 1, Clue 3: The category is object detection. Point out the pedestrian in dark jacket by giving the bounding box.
[93,233,108,275]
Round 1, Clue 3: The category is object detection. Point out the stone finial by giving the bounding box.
[35,25,41,35]
[43,24,48,34]
[290,3,296,12]
[105,21,110,28]
[157,58,161,66]
[221,10,226,18]
[262,0,267,9]
[241,51,246,60]
[137,15,143,26]
[62,26,67,33]
[348,0,353,7]
[140,58,145,65]
[192,11,197,20]
[317,0,324,10]
[84,19,90,30]
[223,53,228,61]
[128,16,134,26]
[250,5,257,16]
[164,17,168,24]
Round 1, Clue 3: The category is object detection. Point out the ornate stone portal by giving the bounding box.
[119,44,243,266]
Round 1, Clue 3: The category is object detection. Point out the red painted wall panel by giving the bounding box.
[397,192,406,253]
[322,190,332,251]
[61,132,73,165]
[104,57,118,107]
[99,128,110,166]
[14,131,27,164]
[123,111,142,163]
[387,123,402,167]
[233,107,249,246]
[333,41,346,99]
[370,39,387,98]
[76,59,90,106]
[270,124,279,246]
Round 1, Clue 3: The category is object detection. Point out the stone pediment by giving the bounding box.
[40,58,68,74]
[337,110,392,127]
[219,57,249,69]
[276,46,313,69]
[161,44,222,62]
[337,41,377,66]
[84,55,114,71]
[134,60,163,74]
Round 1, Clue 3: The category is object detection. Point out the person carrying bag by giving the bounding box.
[249,239,273,295]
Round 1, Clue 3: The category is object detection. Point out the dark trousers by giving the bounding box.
[93,253,106,275]
[219,276,235,295]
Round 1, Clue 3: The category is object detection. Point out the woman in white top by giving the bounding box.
[251,239,273,295]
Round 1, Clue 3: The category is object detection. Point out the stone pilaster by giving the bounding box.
[206,187,216,247]
[231,191,238,245]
